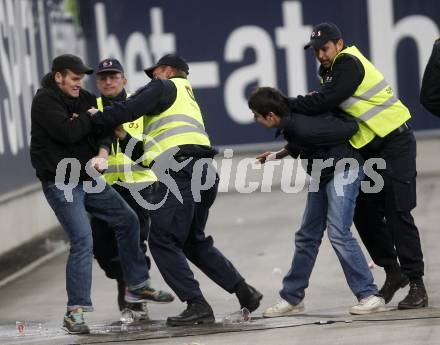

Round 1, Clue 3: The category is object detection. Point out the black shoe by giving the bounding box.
[398,278,428,309]
[379,265,409,304]
[166,298,215,326]
[117,280,126,311]
[235,281,263,313]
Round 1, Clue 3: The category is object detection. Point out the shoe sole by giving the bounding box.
[61,326,90,334]
[124,297,174,304]
[349,306,386,315]
[398,300,429,310]
[166,315,216,327]
[263,306,305,318]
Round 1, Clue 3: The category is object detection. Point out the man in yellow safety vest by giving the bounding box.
[288,22,427,309]
[88,54,263,326]
[91,58,163,321]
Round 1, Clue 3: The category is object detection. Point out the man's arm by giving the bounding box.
[288,55,364,115]
[256,148,291,164]
[90,79,175,129]
[116,129,145,165]
[281,112,358,147]
[31,92,92,144]
[420,39,440,117]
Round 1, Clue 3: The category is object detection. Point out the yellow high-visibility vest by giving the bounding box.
[97,95,157,185]
[331,46,411,148]
[142,78,211,166]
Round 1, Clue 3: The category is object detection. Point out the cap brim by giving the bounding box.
[72,67,93,75]
[144,66,156,78]
[304,41,313,50]
[96,68,123,75]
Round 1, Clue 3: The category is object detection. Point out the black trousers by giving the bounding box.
[146,159,244,302]
[354,129,424,278]
[91,183,151,281]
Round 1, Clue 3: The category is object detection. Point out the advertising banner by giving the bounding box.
[1,0,440,196]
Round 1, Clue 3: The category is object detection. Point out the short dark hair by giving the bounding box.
[248,87,290,118]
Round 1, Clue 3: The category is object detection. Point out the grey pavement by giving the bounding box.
[1,173,440,344]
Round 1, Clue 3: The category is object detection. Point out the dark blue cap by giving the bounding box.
[304,22,342,50]
[96,58,124,74]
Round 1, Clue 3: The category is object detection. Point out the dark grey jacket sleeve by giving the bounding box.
[420,39,440,117]
[281,112,358,147]
[288,55,364,115]
[91,79,175,129]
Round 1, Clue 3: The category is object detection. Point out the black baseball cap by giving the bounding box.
[51,54,93,74]
[304,22,342,50]
[144,54,189,78]
[96,58,124,74]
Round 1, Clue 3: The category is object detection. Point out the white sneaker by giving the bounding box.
[263,299,305,318]
[350,295,386,315]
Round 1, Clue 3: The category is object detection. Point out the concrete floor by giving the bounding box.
[1,173,440,344]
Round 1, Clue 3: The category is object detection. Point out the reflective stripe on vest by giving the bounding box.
[97,95,157,185]
[332,46,411,148]
[142,78,211,166]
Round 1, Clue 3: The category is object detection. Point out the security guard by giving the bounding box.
[420,38,440,117]
[288,23,428,309]
[89,54,263,326]
[91,58,158,319]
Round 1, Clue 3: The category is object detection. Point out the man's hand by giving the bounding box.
[70,113,80,120]
[87,107,99,116]
[90,156,108,173]
[90,147,109,172]
[114,125,127,140]
[256,152,277,164]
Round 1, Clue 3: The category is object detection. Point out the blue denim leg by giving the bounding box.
[326,168,378,300]
[42,182,93,311]
[84,184,149,289]
[280,187,327,305]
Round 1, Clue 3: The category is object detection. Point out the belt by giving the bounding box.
[387,123,409,139]
[395,122,409,134]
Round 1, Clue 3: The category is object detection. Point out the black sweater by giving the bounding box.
[420,39,440,117]
[30,73,110,182]
[279,112,361,184]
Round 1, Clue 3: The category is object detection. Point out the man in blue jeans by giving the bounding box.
[30,54,173,334]
[249,87,385,316]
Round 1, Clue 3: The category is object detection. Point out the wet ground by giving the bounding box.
[1,174,440,344]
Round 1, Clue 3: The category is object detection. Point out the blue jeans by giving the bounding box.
[42,182,149,311]
[280,167,378,305]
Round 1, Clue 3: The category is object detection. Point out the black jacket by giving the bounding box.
[288,53,364,115]
[420,39,440,117]
[91,77,217,161]
[30,73,110,182]
[279,112,361,184]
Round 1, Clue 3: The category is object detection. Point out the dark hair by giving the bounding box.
[248,87,290,118]
[53,69,69,77]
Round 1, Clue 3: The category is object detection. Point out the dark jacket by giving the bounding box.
[91,77,217,161]
[288,53,364,115]
[30,73,110,182]
[420,39,440,117]
[279,112,361,184]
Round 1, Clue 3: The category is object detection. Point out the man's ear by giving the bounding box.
[54,71,63,83]
[336,38,344,51]
[267,111,277,120]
